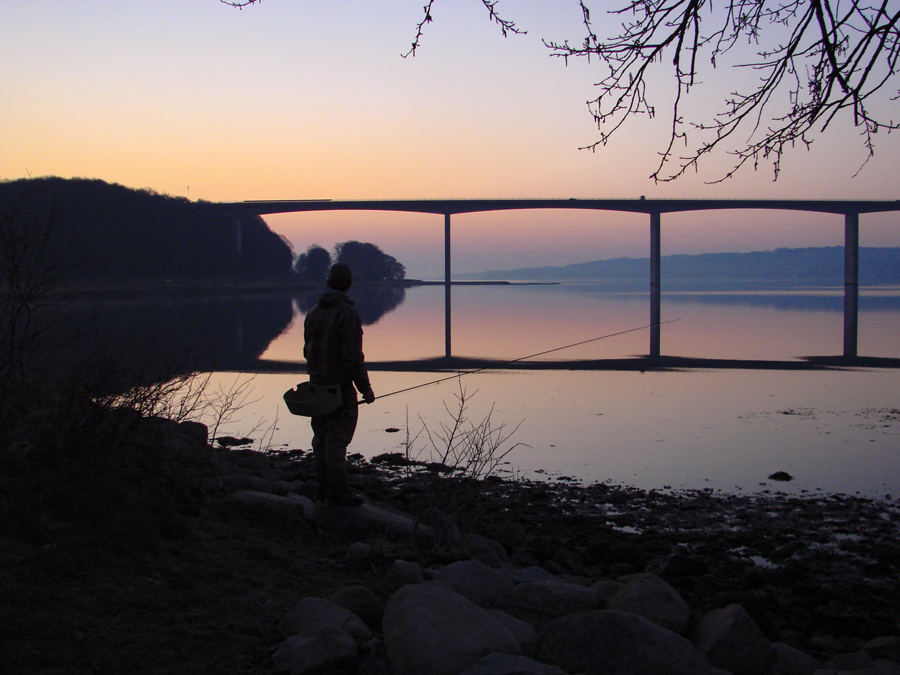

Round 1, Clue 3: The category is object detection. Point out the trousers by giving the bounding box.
[310,385,358,500]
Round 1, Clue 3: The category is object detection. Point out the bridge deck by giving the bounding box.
[220,198,900,217]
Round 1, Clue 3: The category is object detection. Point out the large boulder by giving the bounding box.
[327,585,384,631]
[863,636,900,663]
[606,572,692,634]
[382,583,521,675]
[228,490,310,520]
[537,609,712,675]
[278,597,372,644]
[458,652,568,675]
[316,502,434,543]
[434,560,515,608]
[693,604,777,675]
[771,642,819,675]
[463,533,509,566]
[489,521,528,552]
[272,626,358,675]
[500,579,603,630]
[512,566,559,584]
[824,651,876,671]
[178,419,209,446]
[486,609,539,656]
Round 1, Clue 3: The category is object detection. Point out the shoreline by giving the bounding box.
[16,276,898,302]
[8,277,558,302]
[4,414,899,673]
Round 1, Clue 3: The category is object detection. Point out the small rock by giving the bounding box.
[591,578,624,604]
[551,548,584,573]
[490,522,528,552]
[768,471,794,481]
[346,542,374,561]
[388,559,423,587]
[512,566,557,584]
[808,635,845,653]
[229,490,305,520]
[221,474,272,493]
[464,533,509,567]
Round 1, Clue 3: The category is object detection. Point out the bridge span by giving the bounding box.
[211,198,900,360]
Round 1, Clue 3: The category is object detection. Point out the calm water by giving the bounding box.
[165,282,900,499]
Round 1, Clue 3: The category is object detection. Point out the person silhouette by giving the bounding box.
[303,262,375,506]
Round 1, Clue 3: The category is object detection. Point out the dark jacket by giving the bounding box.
[303,289,371,393]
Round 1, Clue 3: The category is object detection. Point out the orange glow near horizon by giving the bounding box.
[3,1,899,278]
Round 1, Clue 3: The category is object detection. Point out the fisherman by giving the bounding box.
[303,262,375,506]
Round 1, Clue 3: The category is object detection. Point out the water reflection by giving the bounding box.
[52,284,900,393]
[60,293,294,374]
[50,284,900,496]
[293,283,407,325]
[46,284,409,394]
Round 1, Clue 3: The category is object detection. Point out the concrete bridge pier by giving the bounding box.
[445,213,452,358]
[844,212,859,358]
[650,212,661,358]
[231,215,243,256]
[231,214,244,275]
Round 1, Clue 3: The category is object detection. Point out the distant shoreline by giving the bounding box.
[13,277,899,302]
[408,280,558,287]
[16,277,559,301]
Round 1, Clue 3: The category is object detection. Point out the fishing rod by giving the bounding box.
[364,318,679,404]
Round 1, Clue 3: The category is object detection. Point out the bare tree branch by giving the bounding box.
[219,0,900,182]
[402,0,525,58]
[543,0,900,182]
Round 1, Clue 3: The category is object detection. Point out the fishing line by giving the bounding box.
[366,319,679,403]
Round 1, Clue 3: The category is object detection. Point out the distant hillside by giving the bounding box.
[0,177,293,281]
[461,247,900,285]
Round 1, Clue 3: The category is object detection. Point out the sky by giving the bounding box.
[3,0,899,278]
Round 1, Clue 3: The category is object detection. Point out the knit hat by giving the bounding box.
[326,262,353,291]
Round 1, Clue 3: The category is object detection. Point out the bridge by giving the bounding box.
[210,198,900,360]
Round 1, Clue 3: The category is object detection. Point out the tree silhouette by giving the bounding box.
[293,244,332,282]
[333,241,406,282]
[0,178,294,280]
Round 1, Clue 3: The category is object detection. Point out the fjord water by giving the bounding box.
[203,283,900,498]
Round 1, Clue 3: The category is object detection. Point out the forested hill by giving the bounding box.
[463,247,900,285]
[0,177,293,281]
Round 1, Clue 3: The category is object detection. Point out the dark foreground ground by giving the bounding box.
[2,436,898,674]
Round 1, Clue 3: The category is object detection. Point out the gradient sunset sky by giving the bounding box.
[3,1,899,277]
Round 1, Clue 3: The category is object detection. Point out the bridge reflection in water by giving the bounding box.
[207,198,900,362]
[59,287,900,395]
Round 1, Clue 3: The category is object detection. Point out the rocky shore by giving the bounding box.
[3,416,899,674]
[255,447,900,675]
